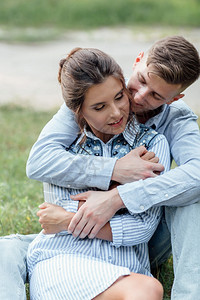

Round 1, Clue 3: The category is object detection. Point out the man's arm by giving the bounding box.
[26,103,163,190]
[68,134,170,238]
[118,102,200,214]
[26,103,115,190]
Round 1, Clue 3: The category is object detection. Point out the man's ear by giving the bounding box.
[133,52,144,68]
[167,93,184,105]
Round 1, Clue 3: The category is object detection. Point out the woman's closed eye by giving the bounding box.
[115,89,125,101]
[115,92,124,101]
[94,104,105,111]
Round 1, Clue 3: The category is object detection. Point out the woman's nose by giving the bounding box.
[110,104,121,118]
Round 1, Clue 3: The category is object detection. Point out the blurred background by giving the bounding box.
[0,0,200,113]
[0,2,200,298]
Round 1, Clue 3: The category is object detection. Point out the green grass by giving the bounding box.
[0,105,53,235]
[0,0,200,30]
[1,105,199,299]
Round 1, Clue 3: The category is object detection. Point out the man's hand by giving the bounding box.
[37,202,74,234]
[112,146,164,184]
[68,188,124,239]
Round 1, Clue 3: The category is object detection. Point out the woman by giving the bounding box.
[27,47,170,299]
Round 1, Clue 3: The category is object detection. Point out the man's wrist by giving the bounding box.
[64,211,75,230]
[111,159,119,182]
[109,187,125,211]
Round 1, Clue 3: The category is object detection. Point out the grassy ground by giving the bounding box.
[0,0,199,30]
[1,105,199,299]
[0,105,52,235]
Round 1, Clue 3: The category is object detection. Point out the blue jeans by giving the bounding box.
[0,234,36,300]
[165,201,200,300]
[149,214,172,270]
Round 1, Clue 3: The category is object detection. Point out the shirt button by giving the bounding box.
[113,151,118,155]
[95,153,99,156]
[165,194,168,197]
[140,205,145,210]
[108,256,112,260]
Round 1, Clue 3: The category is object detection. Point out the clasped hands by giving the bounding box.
[37,146,164,238]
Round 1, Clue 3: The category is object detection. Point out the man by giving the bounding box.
[1,36,200,300]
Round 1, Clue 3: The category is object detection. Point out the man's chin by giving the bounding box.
[132,107,146,115]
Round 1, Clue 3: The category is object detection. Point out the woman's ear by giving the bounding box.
[133,52,144,67]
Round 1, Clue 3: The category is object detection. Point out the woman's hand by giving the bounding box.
[37,202,74,234]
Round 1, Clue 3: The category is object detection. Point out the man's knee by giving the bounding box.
[0,234,34,264]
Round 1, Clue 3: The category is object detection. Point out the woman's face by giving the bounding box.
[81,76,130,143]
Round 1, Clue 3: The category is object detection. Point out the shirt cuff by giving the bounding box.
[117,180,148,214]
[64,199,79,213]
[110,214,123,248]
[84,157,117,191]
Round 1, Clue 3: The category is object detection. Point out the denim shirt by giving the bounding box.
[68,122,160,158]
[26,99,200,213]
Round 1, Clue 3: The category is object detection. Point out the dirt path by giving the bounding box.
[0,27,200,113]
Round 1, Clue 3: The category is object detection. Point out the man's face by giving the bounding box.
[128,55,183,115]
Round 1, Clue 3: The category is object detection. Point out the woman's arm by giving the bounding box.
[37,202,112,241]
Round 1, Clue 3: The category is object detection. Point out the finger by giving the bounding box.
[39,217,44,224]
[88,223,103,239]
[149,157,159,163]
[141,151,155,161]
[72,216,89,237]
[78,200,85,209]
[79,220,96,239]
[135,146,148,157]
[37,209,45,217]
[39,202,48,209]
[152,162,164,172]
[154,171,161,175]
[70,192,89,201]
[68,209,84,234]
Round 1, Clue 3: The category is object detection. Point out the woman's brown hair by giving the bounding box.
[58,47,131,130]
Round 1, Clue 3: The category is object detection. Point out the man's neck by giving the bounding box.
[135,106,163,124]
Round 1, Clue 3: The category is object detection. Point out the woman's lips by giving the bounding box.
[108,117,123,127]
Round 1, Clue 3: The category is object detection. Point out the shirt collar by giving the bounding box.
[145,104,168,129]
[75,118,140,147]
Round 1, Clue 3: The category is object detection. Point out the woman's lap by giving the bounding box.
[30,254,130,300]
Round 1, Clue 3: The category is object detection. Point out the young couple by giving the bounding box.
[0,36,200,300]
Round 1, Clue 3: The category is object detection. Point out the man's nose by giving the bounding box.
[134,87,148,103]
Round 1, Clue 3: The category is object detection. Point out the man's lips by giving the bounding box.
[133,101,143,107]
[108,117,123,127]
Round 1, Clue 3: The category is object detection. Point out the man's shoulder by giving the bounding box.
[168,100,196,117]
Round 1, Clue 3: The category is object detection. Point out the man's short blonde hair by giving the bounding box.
[147,36,200,90]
